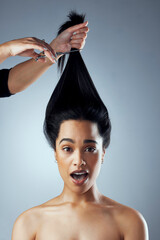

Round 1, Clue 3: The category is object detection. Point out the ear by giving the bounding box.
[54,149,57,161]
[101,148,105,164]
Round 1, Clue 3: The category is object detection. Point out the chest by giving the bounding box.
[35,209,122,240]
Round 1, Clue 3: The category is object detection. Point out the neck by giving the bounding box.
[58,183,102,205]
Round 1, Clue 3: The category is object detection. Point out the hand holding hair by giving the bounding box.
[49,21,89,60]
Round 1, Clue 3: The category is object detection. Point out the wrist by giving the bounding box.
[49,39,62,61]
[50,38,58,52]
[0,41,12,59]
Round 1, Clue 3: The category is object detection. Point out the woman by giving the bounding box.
[12,12,149,240]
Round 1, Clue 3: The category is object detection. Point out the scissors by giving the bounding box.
[35,49,81,62]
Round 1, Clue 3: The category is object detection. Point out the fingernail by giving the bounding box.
[85,21,88,26]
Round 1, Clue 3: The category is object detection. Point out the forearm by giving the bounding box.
[0,42,11,64]
[8,57,53,94]
[8,40,60,94]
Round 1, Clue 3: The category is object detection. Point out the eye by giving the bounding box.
[62,147,72,152]
[85,147,96,153]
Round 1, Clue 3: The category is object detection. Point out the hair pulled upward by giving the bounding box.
[44,11,111,149]
[57,10,85,73]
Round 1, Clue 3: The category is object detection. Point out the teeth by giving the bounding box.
[73,172,87,175]
[71,172,88,180]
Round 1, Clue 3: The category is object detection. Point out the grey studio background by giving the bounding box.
[0,0,159,239]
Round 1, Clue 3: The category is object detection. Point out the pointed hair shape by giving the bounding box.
[44,11,111,150]
[57,10,85,73]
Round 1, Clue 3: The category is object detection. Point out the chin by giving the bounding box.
[70,179,96,194]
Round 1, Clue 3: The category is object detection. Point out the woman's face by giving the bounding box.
[55,119,105,193]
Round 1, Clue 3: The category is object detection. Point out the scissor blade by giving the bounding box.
[56,49,81,56]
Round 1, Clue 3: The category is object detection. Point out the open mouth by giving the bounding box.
[70,170,89,185]
[70,172,88,180]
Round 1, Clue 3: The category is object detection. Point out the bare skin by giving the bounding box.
[12,120,149,240]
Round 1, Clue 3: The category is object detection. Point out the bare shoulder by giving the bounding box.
[11,197,60,240]
[12,205,42,240]
[102,197,149,240]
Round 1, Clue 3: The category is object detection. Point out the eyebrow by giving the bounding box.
[83,139,98,144]
[59,138,75,144]
[59,138,98,145]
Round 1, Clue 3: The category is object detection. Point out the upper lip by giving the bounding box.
[70,170,89,175]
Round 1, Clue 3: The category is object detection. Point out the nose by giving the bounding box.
[72,150,86,167]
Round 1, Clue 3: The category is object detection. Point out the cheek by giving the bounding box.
[56,152,65,172]
[56,151,71,178]
[57,161,68,182]
[86,150,101,161]
[56,149,67,163]
[86,152,101,170]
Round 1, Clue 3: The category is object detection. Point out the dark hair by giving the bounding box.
[44,11,111,150]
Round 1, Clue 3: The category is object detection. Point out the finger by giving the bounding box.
[21,37,56,62]
[43,50,56,63]
[28,42,55,63]
[25,43,46,52]
[32,44,56,63]
[31,52,46,62]
[73,27,89,35]
[70,39,85,45]
[40,40,56,57]
[29,38,56,58]
[71,32,87,40]
[70,39,85,49]
[68,21,88,33]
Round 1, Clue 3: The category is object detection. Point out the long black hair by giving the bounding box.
[44,11,111,150]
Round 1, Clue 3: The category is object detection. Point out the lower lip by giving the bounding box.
[70,174,89,186]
